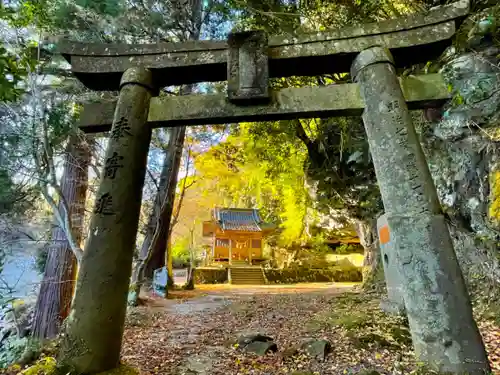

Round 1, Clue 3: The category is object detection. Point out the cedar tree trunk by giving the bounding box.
[32,134,89,339]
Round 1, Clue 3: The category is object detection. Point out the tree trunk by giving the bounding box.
[354,218,384,290]
[184,262,195,290]
[141,126,186,281]
[183,228,195,290]
[32,133,89,339]
[129,126,186,305]
[136,131,175,282]
[131,0,200,296]
[166,236,173,288]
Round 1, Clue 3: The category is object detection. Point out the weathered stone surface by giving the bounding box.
[237,333,274,347]
[236,333,277,355]
[243,341,278,356]
[441,47,500,129]
[352,48,443,217]
[58,0,469,90]
[301,339,331,360]
[79,74,450,133]
[227,31,269,103]
[379,299,405,316]
[415,41,500,287]
[389,213,490,373]
[58,67,154,374]
[376,214,405,315]
[352,46,490,373]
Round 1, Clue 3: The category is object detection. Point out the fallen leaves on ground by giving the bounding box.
[121,285,500,375]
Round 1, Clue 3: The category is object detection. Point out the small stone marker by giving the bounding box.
[376,213,405,315]
[153,266,168,298]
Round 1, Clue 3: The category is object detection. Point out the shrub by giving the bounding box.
[13,359,139,375]
[194,268,228,284]
[172,257,189,269]
[335,243,364,254]
[35,245,48,274]
[264,265,362,284]
[18,356,56,375]
[0,336,29,368]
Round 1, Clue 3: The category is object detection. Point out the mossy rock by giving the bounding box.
[301,339,331,360]
[15,358,139,375]
[237,333,274,347]
[243,341,278,356]
[18,357,57,375]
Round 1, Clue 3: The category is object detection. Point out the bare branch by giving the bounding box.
[147,168,160,191]
[169,145,194,236]
[38,184,83,263]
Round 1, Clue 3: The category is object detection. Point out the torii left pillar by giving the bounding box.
[59,67,154,374]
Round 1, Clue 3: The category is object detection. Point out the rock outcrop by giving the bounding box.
[416,11,500,287]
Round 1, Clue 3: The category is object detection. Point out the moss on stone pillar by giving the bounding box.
[58,67,154,374]
[352,46,490,374]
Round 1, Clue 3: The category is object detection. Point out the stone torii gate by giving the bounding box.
[58,1,491,374]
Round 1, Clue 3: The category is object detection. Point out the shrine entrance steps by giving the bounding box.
[231,260,250,267]
[229,266,266,285]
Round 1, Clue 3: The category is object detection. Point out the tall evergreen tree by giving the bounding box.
[32,132,90,339]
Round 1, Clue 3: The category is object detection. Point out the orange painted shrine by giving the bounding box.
[202,208,274,265]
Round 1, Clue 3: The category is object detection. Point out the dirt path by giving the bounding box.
[121,283,500,375]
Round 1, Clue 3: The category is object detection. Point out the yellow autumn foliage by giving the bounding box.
[489,169,500,225]
[15,358,139,375]
[18,357,56,375]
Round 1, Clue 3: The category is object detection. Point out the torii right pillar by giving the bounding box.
[352,46,490,374]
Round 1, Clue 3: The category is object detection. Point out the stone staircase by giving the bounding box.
[230,266,266,285]
[231,260,249,267]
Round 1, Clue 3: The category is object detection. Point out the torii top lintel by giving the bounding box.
[59,0,469,92]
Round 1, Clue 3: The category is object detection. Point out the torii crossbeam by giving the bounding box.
[60,0,468,91]
[57,1,491,374]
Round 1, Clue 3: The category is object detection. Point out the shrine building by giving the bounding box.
[202,207,274,265]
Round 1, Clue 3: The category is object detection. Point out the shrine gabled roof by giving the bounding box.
[212,208,263,232]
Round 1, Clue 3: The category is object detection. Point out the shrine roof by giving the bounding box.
[212,208,263,232]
